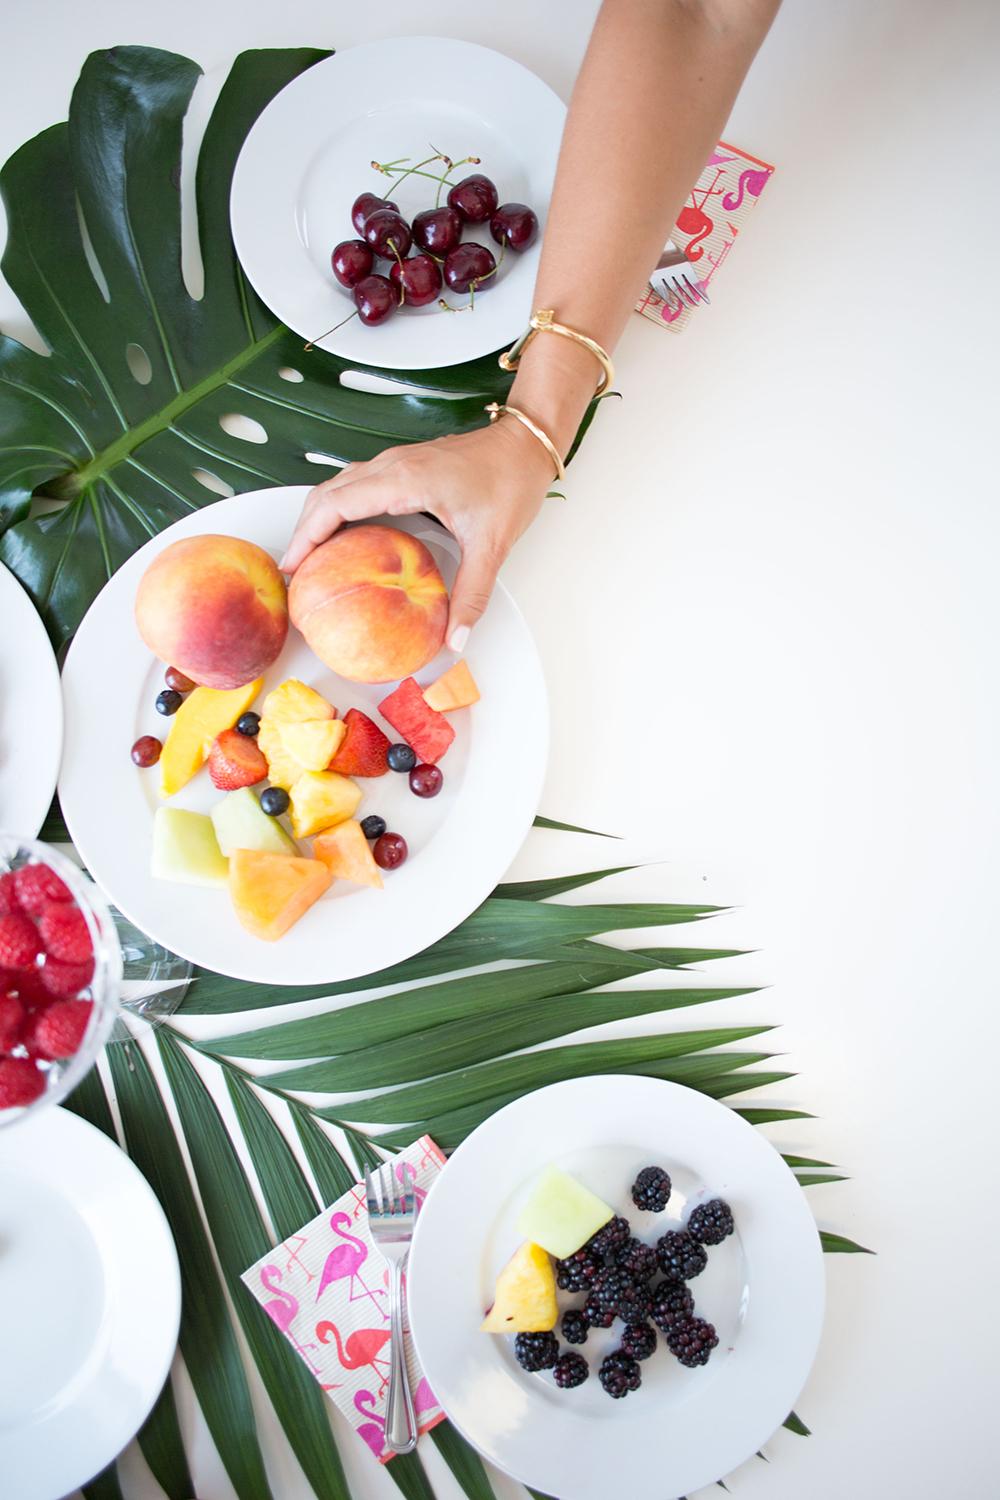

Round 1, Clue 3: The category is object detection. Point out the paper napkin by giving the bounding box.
[242,1135,448,1462]
[635,140,775,333]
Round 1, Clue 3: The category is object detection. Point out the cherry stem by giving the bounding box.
[390,242,406,305]
[304,308,358,348]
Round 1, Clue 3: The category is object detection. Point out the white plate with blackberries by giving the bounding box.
[407,1075,826,1500]
[230,37,565,368]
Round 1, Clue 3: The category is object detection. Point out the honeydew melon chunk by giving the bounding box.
[152,807,229,888]
[210,787,298,858]
[480,1241,557,1333]
[513,1164,614,1260]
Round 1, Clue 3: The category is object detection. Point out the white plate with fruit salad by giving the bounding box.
[58,488,547,984]
[230,37,565,367]
[407,1075,825,1500]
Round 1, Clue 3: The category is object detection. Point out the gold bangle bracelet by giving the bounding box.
[485,401,566,483]
[498,308,615,396]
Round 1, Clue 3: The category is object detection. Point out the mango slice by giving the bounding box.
[288,771,363,839]
[159,679,263,799]
[313,819,383,889]
[228,847,331,941]
[481,1242,557,1333]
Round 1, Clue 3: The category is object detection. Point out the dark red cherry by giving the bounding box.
[364,210,412,260]
[446,174,499,225]
[353,274,396,326]
[443,243,497,295]
[332,239,375,288]
[489,203,538,252]
[412,206,463,257]
[351,192,399,235]
[389,254,443,308]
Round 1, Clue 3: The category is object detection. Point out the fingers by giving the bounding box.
[279,450,411,572]
[446,534,505,651]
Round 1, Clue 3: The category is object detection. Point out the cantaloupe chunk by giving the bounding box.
[288,771,363,839]
[279,718,347,772]
[152,807,229,887]
[313,820,383,888]
[480,1242,557,1332]
[228,847,332,941]
[513,1164,613,1260]
[263,679,335,725]
[159,679,263,798]
[423,660,480,713]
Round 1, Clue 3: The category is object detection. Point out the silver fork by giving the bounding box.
[649,239,710,311]
[364,1162,419,1454]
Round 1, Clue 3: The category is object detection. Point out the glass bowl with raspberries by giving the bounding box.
[0,834,122,1127]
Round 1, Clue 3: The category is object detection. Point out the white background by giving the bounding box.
[2,2,999,1498]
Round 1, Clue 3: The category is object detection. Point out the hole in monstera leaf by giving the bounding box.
[191,469,235,498]
[219,414,268,444]
[339,369,467,401]
[75,194,110,303]
[304,453,349,467]
[125,344,153,385]
[278,367,305,383]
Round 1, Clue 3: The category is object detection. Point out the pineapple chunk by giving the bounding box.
[480,1242,557,1333]
[229,847,332,941]
[159,679,263,798]
[313,819,383,888]
[263,679,335,725]
[258,717,306,791]
[288,771,363,839]
[151,807,229,888]
[513,1164,613,1260]
[423,660,480,712]
[279,718,347,772]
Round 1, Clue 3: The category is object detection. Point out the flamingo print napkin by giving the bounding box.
[241,1135,448,1462]
[635,140,775,333]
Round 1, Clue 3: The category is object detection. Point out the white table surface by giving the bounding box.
[3,3,999,1498]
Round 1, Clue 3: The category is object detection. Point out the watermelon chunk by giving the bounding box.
[329,708,391,777]
[379,678,455,765]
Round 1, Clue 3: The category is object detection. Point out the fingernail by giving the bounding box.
[278,554,289,572]
[448,624,470,653]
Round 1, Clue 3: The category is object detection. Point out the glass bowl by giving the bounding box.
[0,833,122,1129]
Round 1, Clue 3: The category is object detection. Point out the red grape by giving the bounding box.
[164,666,195,692]
[409,764,443,798]
[373,833,408,870]
[131,735,162,767]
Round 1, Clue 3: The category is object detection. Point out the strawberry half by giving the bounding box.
[328,708,391,778]
[208,728,269,790]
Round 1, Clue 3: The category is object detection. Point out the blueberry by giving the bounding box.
[260,787,290,816]
[155,689,183,716]
[236,711,261,737]
[386,743,416,772]
[360,814,387,840]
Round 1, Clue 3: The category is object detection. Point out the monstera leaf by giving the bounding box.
[0,45,514,652]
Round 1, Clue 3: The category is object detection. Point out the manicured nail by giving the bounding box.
[278,554,289,572]
[448,624,470,653]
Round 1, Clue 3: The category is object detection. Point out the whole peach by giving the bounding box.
[288,525,448,683]
[135,535,288,689]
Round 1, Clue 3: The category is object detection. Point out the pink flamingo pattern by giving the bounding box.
[315,1212,388,1319]
[241,1134,448,1462]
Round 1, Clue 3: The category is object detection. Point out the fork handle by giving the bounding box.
[384,1256,418,1454]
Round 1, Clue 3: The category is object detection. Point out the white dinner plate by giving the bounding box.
[230,38,565,368]
[408,1076,825,1500]
[58,489,548,984]
[0,1106,181,1499]
[0,561,63,838]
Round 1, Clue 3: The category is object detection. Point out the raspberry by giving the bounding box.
[0,913,42,968]
[0,871,22,915]
[0,1057,46,1108]
[38,903,92,964]
[32,1000,93,1060]
[41,955,95,998]
[0,996,26,1053]
[10,966,49,1009]
[208,728,269,791]
[14,864,72,917]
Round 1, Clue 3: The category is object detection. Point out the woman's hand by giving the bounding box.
[280,416,557,651]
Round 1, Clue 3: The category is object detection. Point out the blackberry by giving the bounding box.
[587,1267,631,1320]
[585,1215,631,1259]
[651,1280,695,1332]
[561,1309,590,1345]
[617,1278,653,1324]
[631,1165,672,1213]
[553,1352,589,1389]
[513,1331,559,1372]
[620,1321,657,1361]
[583,1290,616,1329]
[687,1198,735,1246]
[598,1350,642,1399]
[656,1230,708,1283]
[615,1237,658,1281]
[555,1249,602,1292]
[666,1316,719,1368]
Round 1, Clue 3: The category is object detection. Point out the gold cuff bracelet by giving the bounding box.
[484,402,566,483]
[498,308,615,397]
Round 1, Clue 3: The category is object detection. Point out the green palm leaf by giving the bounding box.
[135,1378,195,1500]
[291,1101,358,1203]
[225,1069,320,1237]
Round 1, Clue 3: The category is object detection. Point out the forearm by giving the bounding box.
[509,0,781,457]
